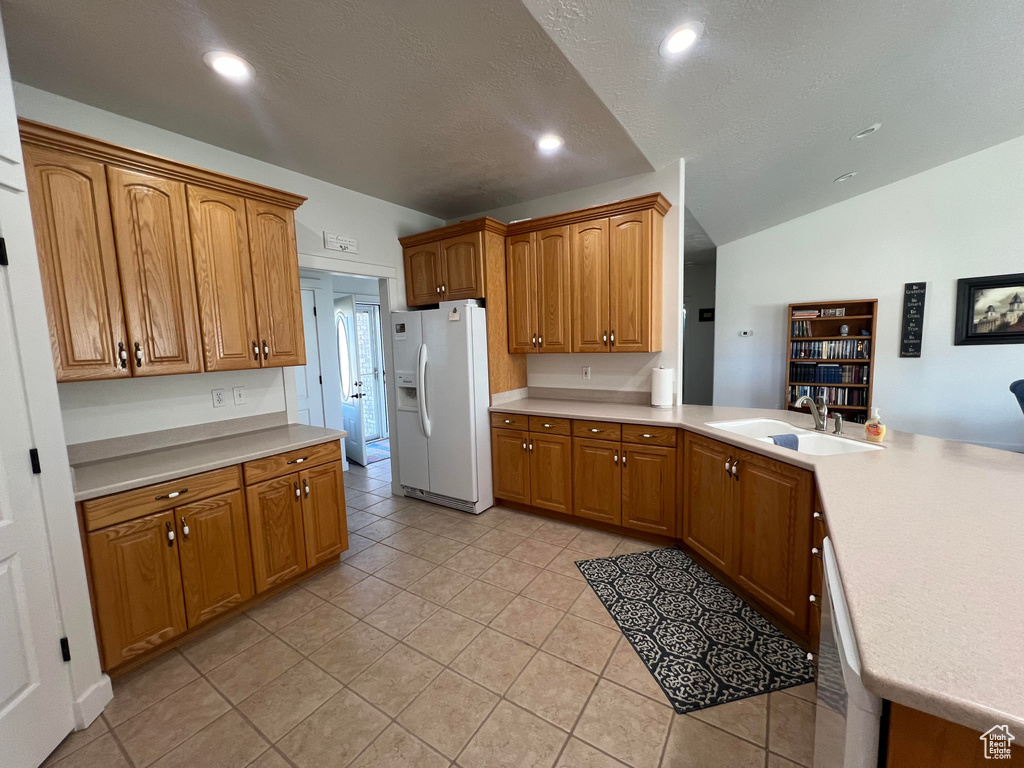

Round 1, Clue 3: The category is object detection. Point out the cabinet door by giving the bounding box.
[492,429,530,503]
[246,474,307,593]
[536,225,572,353]
[404,242,442,306]
[609,210,652,353]
[300,461,348,566]
[23,145,129,381]
[246,200,305,367]
[733,450,813,630]
[441,232,485,300]
[506,232,536,353]
[186,186,260,371]
[682,432,734,573]
[622,445,677,536]
[176,490,254,627]
[572,438,621,525]
[107,167,202,376]
[571,219,609,353]
[529,433,572,515]
[87,511,187,669]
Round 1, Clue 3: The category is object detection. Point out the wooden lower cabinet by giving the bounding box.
[682,432,735,572]
[301,462,348,566]
[246,474,308,593]
[621,445,676,536]
[573,438,621,525]
[87,511,188,669]
[529,434,572,515]
[492,428,531,503]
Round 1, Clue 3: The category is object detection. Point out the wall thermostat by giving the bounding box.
[739,330,754,337]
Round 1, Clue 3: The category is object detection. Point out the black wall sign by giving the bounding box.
[900,282,926,357]
[699,308,715,322]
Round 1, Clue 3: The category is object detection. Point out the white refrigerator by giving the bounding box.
[391,301,493,514]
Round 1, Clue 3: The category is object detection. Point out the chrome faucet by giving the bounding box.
[794,394,829,431]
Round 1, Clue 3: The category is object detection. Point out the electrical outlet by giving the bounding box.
[212,389,227,408]
[582,366,591,381]
[232,386,246,406]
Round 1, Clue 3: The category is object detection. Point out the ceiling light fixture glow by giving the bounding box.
[203,51,254,80]
[660,22,704,58]
[851,123,881,139]
[536,134,564,152]
[833,172,858,184]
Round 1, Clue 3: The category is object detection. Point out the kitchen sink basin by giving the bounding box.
[706,418,812,439]
[707,419,883,455]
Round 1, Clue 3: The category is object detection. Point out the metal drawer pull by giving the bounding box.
[528,441,533,452]
[303,479,310,497]
[117,341,128,369]
[725,457,732,472]
[522,441,527,450]
[811,547,821,557]
[134,341,143,368]
[542,423,554,428]
[731,462,739,476]
[252,340,260,361]
[287,457,307,465]
[641,433,654,438]
[156,488,188,500]
[622,453,627,467]
[603,331,608,343]
[180,518,190,540]
[809,594,818,604]
[610,331,615,346]
[807,652,815,662]
[294,482,301,498]
[165,522,175,546]
[504,419,512,424]
[262,340,270,360]
[441,283,446,293]
[813,511,823,520]
[538,335,542,345]
[613,451,618,465]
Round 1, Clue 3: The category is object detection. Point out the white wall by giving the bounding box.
[14,84,442,441]
[456,161,685,402]
[715,136,1024,450]
[683,260,716,405]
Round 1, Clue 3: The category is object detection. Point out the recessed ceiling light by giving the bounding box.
[203,51,254,80]
[851,123,881,140]
[536,134,564,152]
[833,172,858,184]
[660,22,704,58]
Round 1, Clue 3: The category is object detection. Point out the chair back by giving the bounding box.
[1011,380,1024,416]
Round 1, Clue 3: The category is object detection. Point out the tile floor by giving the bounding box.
[44,457,817,768]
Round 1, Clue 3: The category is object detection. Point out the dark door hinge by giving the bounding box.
[318,375,322,385]
[29,448,41,474]
[313,305,317,316]
[60,637,71,662]
[0,237,8,266]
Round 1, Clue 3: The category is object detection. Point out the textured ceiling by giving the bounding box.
[521,0,1024,244]
[0,0,651,219]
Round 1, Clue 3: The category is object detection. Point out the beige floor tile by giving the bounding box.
[556,738,629,768]
[768,692,816,767]
[43,713,109,766]
[491,595,564,647]
[497,515,546,536]
[380,527,438,553]
[344,542,405,573]
[364,590,440,638]
[566,531,621,557]
[48,733,130,768]
[506,651,598,731]
[301,562,368,599]
[602,637,667,704]
[349,724,449,768]
[350,644,443,716]
[768,754,806,768]
[397,669,498,759]
[545,550,588,581]
[347,475,391,494]
[471,507,515,528]
[148,710,268,768]
[277,688,389,768]
[406,566,474,604]
[521,569,586,610]
[237,660,341,742]
[245,587,323,632]
[690,694,768,747]
[506,538,563,568]
[443,545,502,578]
[357,518,409,542]
[181,615,270,674]
[404,608,485,664]
[479,557,543,592]
[568,588,618,629]
[409,535,467,564]
[610,538,662,556]
[104,651,199,727]
[373,553,438,588]
[330,575,401,618]
[206,635,303,704]
[309,621,397,683]
[362,497,410,516]
[542,614,619,673]
[385,506,435,525]
[445,580,517,623]
[344,491,374,511]
[246,750,290,768]
[530,521,583,548]
[662,715,766,768]
[275,603,358,655]
[439,520,490,545]
[474,528,527,556]
[411,513,460,535]
[346,510,382,531]
[782,682,817,704]
[451,627,536,694]
[460,701,568,768]
[340,533,375,559]
[574,680,671,768]
[115,678,230,768]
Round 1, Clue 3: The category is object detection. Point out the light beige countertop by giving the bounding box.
[492,397,1024,733]
[70,424,347,502]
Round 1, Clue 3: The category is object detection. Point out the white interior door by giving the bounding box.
[355,303,388,442]
[336,296,367,465]
[295,288,325,426]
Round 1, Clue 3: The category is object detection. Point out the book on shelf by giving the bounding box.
[792,309,820,318]
[788,362,870,384]
[791,320,813,337]
[790,339,870,360]
[788,385,868,407]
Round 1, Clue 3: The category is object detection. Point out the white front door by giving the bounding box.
[296,288,325,427]
[336,296,367,465]
[355,303,388,442]
[0,256,75,766]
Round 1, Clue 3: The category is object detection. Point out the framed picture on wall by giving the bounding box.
[954,273,1024,345]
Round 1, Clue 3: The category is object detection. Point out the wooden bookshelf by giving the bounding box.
[786,299,878,424]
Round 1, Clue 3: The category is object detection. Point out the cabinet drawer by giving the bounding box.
[621,424,677,447]
[82,466,241,532]
[528,415,571,436]
[243,440,342,485]
[573,420,622,441]
[491,412,529,429]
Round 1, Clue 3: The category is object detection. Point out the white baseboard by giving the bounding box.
[72,675,113,729]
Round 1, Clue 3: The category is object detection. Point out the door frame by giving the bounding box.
[354,301,389,443]
[296,283,327,427]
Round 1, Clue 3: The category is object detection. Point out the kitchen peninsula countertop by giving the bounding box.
[491,397,1024,734]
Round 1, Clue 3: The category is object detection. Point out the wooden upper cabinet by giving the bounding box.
[536,226,571,353]
[573,437,621,525]
[404,242,443,307]
[246,200,305,367]
[246,474,307,593]
[491,428,530,503]
[23,145,129,381]
[87,510,187,669]
[176,489,254,627]
[609,210,657,352]
[571,218,610,353]
[622,444,677,536]
[732,449,812,630]
[186,186,260,371]
[441,232,485,301]
[506,232,537,353]
[300,462,348,566]
[107,167,202,376]
[682,432,734,573]
[529,433,572,515]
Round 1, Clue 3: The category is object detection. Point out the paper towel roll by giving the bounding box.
[651,367,674,409]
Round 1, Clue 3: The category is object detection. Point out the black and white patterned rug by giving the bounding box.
[575,546,815,715]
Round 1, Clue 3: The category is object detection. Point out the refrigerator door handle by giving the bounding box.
[417,342,432,438]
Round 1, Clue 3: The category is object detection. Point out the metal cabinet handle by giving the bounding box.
[622,453,627,467]
[613,451,618,465]
[806,652,815,662]
[542,423,554,428]
[303,479,310,497]
[117,341,128,369]
[809,594,818,604]
[252,340,260,361]
[602,331,608,343]
[156,488,188,500]
[641,433,654,438]
[589,428,600,433]
[134,341,143,368]
[262,339,270,360]
[294,481,301,498]
[504,419,512,424]
[522,441,527,451]
[180,517,190,541]
[813,512,823,520]
[725,457,732,473]
[287,457,307,465]
[811,547,821,557]
[731,461,739,477]
[165,522,175,546]
[440,283,446,293]
[610,331,615,346]
[532,333,537,346]
[538,335,542,346]
[436,286,441,295]
[528,441,533,452]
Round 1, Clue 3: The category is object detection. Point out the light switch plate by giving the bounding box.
[212,389,227,408]
[582,366,591,380]
[233,386,246,405]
